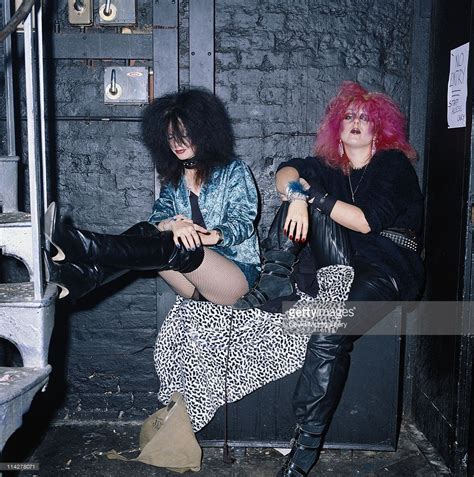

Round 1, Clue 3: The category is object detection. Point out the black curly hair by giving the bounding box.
[142,88,235,187]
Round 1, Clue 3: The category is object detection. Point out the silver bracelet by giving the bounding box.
[214,228,224,244]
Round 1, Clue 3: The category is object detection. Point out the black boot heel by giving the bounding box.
[44,202,66,262]
[44,252,70,298]
[43,251,126,302]
[277,427,322,477]
[44,201,94,263]
[44,251,103,301]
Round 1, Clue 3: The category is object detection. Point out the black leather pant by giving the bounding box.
[292,209,400,433]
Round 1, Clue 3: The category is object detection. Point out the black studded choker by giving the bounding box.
[182,158,198,169]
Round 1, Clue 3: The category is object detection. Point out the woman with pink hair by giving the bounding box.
[234,81,424,476]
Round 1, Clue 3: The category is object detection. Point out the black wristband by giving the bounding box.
[309,188,337,215]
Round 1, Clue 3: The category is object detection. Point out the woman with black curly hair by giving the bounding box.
[44,88,260,305]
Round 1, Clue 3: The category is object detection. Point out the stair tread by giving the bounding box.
[0,282,35,302]
[0,366,51,405]
[0,211,31,226]
[0,282,57,305]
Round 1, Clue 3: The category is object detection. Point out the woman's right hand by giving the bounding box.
[170,219,208,250]
[284,200,309,242]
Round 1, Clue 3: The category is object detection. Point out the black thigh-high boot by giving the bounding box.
[44,205,204,301]
[281,268,399,477]
[233,201,303,310]
[44,221,168,302]
[278,208,399,477]
[44,202,204,272]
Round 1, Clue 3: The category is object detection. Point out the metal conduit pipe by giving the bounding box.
[0,0,36,42]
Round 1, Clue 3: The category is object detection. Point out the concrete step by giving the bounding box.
[0,283,57,368]
[0,282,37,303]
[0,212,31,225]
[0,365,52,453]
[0,212,34,277]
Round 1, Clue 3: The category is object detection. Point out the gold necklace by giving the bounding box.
[348,164,369,203]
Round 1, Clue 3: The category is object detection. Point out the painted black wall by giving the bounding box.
[407,0,474,474]
[1,0,418,426]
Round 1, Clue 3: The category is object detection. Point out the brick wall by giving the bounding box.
[215,0,414,234]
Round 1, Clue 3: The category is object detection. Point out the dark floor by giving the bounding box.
[2,420,451,476]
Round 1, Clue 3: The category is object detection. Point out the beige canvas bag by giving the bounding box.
[106,392,202,473]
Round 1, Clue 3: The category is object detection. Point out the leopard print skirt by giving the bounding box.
[153,265,354,431]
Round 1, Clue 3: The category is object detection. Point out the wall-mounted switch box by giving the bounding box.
[68,0,93,26]
[104,66,149,105]
[99,0,136,27]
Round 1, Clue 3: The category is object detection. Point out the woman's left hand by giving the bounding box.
[284,199,309,242]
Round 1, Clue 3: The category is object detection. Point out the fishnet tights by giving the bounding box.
[159,247,250,306]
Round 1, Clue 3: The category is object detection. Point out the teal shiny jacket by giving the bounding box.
[148,159,261,267]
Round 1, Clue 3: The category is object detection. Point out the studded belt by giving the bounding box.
[380,228,419,253]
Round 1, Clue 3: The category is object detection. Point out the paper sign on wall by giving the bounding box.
[447,42,469,129]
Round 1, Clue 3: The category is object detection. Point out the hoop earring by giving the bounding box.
[338,139,344,158]
[371,137,377,156]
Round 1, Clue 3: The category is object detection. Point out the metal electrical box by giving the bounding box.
[103,66,149,105]
[98,0,136,26]
[68,0,93,26]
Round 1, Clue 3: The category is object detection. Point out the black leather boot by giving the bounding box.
[277,426,323,477]
[308,206,351,268]
[277,335,353,477]
[44,202,204,273]
[44,252,126,302]
[233,202,303,310]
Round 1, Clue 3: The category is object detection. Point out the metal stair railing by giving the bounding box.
[23,0,47,299]
[0,0,57,456]
[2,0,47,299]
